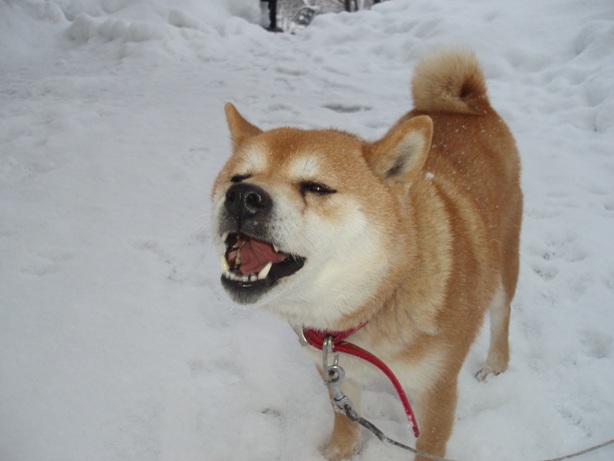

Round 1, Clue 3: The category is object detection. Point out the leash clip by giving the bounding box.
[322,338,359,419]
[324,363,358,418]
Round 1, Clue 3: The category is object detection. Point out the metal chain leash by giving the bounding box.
[322,348,614,461]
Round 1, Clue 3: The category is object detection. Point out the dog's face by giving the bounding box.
[212,104,432,329]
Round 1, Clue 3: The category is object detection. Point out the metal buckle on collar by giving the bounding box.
[291,323,308,346]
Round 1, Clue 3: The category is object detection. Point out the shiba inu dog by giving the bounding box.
[211,50,522,461]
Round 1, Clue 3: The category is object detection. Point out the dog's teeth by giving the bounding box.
[223,261,271,283]
[236,249,242,265]
[258,262,273,280]
[222,232,229,242]
[224,271,250,283]
[273,244,279,253]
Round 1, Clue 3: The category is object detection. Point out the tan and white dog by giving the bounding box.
[211,50,522,461]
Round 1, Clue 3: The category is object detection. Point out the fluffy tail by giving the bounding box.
[411,50,489,114]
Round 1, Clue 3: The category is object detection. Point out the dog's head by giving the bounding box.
[211,103,432,329]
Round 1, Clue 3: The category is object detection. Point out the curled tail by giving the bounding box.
[411,50,490,114]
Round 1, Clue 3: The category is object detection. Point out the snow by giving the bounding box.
[1,0,613,460]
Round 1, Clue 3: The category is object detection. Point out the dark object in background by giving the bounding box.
[261,0,283,32]
[265,0,386,33]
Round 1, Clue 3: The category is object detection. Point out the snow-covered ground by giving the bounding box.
[1,1,613,460]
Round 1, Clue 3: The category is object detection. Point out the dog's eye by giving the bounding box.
[230,174,251,183]
[300,181,337,196]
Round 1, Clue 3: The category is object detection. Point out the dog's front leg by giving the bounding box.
[320,371,362,461]
[414,377,458,461]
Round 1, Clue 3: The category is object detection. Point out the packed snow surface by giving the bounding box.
[1,1,613,460]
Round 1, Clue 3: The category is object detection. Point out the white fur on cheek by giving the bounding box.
[257,198,391,328]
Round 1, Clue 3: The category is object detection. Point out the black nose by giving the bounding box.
[224,183,272,224]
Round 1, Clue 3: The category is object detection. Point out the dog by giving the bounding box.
[211,49,522,461]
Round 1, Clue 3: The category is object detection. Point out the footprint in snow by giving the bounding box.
[19,248,75,276]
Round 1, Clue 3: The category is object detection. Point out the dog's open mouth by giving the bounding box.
[220,232,305,301]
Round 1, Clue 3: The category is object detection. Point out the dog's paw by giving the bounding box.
[475,364,502,382]
[322,412,361,460]
[323,442,356,461]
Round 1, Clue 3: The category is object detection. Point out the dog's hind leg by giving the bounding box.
[476,280,510,381]
[477,196,521,381]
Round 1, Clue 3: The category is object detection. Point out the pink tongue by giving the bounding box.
[239,239,287,275]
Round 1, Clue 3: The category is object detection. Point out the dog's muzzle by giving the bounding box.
[218,182,305,304]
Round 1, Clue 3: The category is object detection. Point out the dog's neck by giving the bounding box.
[302,322,366,346]
[291,322,366,347]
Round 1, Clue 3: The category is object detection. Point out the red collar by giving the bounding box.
[302,323,366,348]
[301,324,420,438]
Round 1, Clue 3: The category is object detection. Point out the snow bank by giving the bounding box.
[1,1,613,461]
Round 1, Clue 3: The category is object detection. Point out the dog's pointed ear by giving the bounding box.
[225,103,262,150]
[365,115,433,185]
